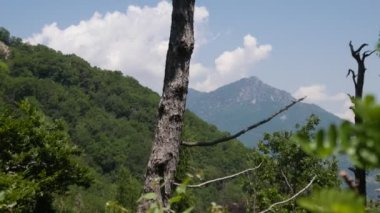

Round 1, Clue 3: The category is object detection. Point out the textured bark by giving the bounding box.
[138,0,195,211]
[347,41,375,202]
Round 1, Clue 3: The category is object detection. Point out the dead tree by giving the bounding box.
[138,0,195,211]
[347,41,375,202]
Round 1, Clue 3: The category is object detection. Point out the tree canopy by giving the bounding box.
[0,100,91,212]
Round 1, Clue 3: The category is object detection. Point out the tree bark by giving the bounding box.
[138,0,195,211]
[347,41,375,203]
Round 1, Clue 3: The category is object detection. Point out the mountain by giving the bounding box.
[187,76,342,147]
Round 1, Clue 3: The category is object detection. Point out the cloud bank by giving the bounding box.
[293,84,354,121]
[194,35,272,91]
[26,1,271,93]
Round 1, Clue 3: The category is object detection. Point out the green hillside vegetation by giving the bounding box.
[0,100,92,212]
[0,29,339,212]
[0,33,254,211]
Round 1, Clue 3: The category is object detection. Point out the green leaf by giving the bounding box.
[297,189,365,213]
[142,192,157,201]
[169,195,182,204]
[0,192,4,202]
[176,183,187,194]
[182,207,194,213]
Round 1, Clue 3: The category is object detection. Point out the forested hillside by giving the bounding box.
[0,31,339,212]
[0,34,255,211]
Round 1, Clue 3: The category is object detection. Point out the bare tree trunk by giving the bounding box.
[347,41,375,203]
[138,0,195,211]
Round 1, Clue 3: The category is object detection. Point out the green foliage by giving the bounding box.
[208,202,228,213]
[0,100,91,212]
[297,189,365,213]
[244,115,339,212]
[294,95,380,211]
[295,95,380,168]
[115,168,141,212]
[105,201,129,213]
[0,172,38,211]
[0,30,255,211]
[137,177,194,213]
[180,111,252,210]
[0,61,9,74]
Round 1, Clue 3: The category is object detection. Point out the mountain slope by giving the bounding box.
[0,37,251,211]
[187,76,342,147]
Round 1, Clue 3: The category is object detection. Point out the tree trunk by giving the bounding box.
[348,41,375,203]
[354,58,366,200]
[138,0,195,211]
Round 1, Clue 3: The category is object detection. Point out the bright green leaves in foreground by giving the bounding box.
[295,95,380,168]
[294,95,380,213]
[298,189,365,213]
[136,177,194,213]
[0,100,91,212]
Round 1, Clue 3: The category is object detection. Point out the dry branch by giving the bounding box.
[281,169,294,194]
[363,50,376,59]
[259,175,317,213]
[355,43,368,55]
[346,69,357,87]
[349,41,375,65]
[174,162,262,188]
[182,97,305,147]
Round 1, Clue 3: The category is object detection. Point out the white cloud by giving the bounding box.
[26,1,270,93]
[215,35,271,75]
[190,63,209,81]
[192,35,272,91]
[335,98,354,122]
[26,1,209,92]
[293,84,354,122]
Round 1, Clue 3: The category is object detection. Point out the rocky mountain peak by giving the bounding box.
[211,76,294,105]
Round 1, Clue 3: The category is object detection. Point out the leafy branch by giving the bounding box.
[294,95,380,169]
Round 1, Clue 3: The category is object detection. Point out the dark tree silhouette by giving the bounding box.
[346,41,375,202]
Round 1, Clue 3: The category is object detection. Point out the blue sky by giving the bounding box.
[1,0,380,120]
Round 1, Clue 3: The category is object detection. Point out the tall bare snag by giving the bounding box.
[347,41,375,201]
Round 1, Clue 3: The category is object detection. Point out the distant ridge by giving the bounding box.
[187,76,342,147]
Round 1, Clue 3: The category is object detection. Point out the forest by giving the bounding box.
[1,1,380,213]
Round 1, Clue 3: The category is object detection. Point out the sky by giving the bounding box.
[1,0,380,121]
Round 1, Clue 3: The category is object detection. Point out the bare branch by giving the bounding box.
[182,97,305,147]
[356,43,369,54]
[349,41,368,61]
[174,162,263,188]
[349,41,354,53]
[346,69,357,87]
[281,170,294,194]
[363,50,376,59]
[259,175,317,213]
